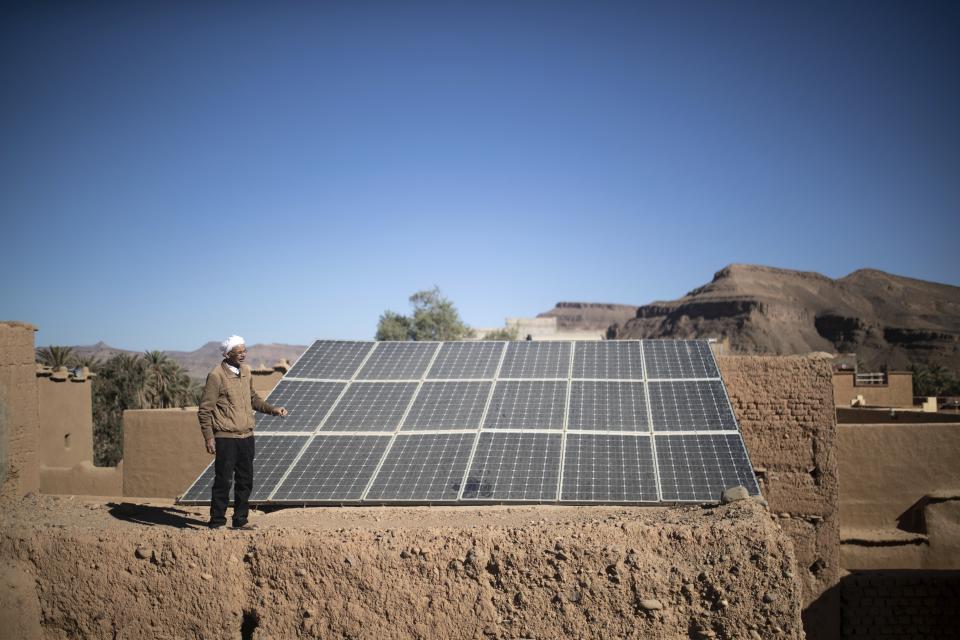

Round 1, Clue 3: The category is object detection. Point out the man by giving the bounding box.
[198,335,288,530]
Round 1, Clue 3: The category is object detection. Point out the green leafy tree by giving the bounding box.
[36,345,76,369]
[910,364,960,397]
[375,287,473,341]
[482,326,520,341]
[186,378,205,406]
[375,310,415,341]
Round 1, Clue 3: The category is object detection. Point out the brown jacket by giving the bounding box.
[198,362,276,440]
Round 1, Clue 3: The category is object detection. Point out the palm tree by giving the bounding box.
[186,379,205,407]
[36,345,76,369]
[73,354,102,374]
[91,353,146,466]
[143,350,189,409]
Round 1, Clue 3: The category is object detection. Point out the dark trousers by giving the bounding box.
[210,436,255,527]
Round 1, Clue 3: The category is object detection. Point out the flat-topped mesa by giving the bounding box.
[552,301,640,311]
[612,264,960,372]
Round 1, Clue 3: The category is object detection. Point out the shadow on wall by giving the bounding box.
[897,496,931,535]
[840,570,960,638]
[803,581,841,640]
[106,502,207,529]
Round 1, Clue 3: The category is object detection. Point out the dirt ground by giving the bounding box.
[0,494,803,640]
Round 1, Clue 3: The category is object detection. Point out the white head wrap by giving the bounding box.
[221,335,246,356]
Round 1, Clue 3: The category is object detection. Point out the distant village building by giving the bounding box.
[470,316,604,341]
[833,368,914,409]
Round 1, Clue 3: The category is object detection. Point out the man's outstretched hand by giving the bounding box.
[205,438,216,455]
[274,407,288,417]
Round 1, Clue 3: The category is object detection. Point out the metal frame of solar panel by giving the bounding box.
[178,339,760,506]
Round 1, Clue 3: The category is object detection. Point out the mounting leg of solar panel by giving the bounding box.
[178,339,761,506]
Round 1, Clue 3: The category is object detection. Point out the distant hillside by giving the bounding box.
[67,341,308,380]
[603,264,960,372]
[537,302,638,331]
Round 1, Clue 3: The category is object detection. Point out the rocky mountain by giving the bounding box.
[68,341,307,380]
[537,302,638,331]
[598,264,960,372]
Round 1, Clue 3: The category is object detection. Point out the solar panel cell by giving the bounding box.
[567,381,648,431]
[356,342,439,380]
[366,433,475,501]
[286,341,373,380]
[643,340,719,379]
[401,381,492,431]
[561,434,658,502]
[427,342,505,379]
[321,382,418,431]
[655,433,760,501]
[648,380,737,431]
[256,380,345,433]
[461,432,562,500]
[483,380,566,430]
[572,341,644,379]
[271,435,391,501]
[498,341,570,379]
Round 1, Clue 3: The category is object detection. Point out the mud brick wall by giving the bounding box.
[1,501,805,640]
[841,571,960,639]
[0,322,39,498]
[718,355,839,639]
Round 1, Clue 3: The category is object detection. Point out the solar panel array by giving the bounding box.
[180,339,760,505]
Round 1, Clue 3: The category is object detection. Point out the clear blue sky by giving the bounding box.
[2,1,958,350]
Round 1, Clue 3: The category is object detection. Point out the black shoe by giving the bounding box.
[231,522,258,531]
[208,521,226,529]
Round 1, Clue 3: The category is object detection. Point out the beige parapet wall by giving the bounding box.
[0,321,40,498]
[40,461,122,496]
[123,407,211,499]
[37,373,94,469]
[717,354,839,640]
